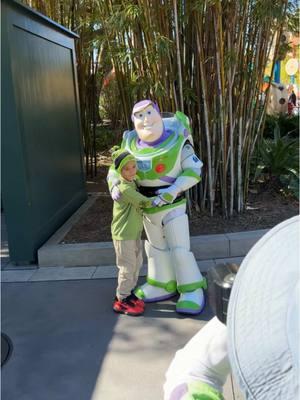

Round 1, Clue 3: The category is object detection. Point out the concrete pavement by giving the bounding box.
[1,213,245,400]
[1,278,243,400]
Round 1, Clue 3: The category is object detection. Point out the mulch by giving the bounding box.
[62,165,299,243]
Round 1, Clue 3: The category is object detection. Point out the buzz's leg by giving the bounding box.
[163,213,206,315]
[164,317,230,400]
[135,216,177,302]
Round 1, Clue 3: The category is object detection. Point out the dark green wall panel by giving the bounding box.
[1,0,87,263]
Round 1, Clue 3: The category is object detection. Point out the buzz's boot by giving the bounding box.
[173,248,206,314]
[135,240,177,302]
[164,214,206,315]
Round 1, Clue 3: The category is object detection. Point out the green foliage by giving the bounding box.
[277,41,293,61]
[95,126,122,152]
[155,34,174,56]
[254,122,299,198]
[153,81,167,98]
[280,174,299,200]
[263,114,299,139]
[100,80,125,128]
[124,3,142,21]
[253,0,287,21]
[287,3,300,34]
[130,73,152,98]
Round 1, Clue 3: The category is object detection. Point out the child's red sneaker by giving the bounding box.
[113,297,144,316]
[128,292,145,309]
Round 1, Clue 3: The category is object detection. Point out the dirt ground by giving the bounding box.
[62,156,299,243]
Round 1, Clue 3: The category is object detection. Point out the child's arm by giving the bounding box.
[121,186,157,209]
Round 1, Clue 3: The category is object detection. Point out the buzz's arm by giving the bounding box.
[177,142,203,190]
[157,143,203,204]
[175,110,203,191]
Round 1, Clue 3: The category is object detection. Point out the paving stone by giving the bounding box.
[226,229,269,257]
[196,259,216,272]
[92,265,118,279]
[3,262,38,270]
[29,266,97,281]
[1,257,10,269]
[38,242,115,267]
[1,269,36,282]
[92,260,218,280]
[213,256,244,266]
[92,264,148,280]
[191,234,230,260]
[37,227,267,268]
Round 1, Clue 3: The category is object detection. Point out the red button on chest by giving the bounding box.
[155,163,166,173]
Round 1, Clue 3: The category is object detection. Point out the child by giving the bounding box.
[110,148,157,316]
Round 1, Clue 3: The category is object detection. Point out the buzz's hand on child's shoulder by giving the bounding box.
[111,185,121,201]
[107,170,121,201]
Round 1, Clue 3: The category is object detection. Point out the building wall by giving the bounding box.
[1,0,87,263]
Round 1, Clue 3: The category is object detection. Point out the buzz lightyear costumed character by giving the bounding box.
[108,99,206,315]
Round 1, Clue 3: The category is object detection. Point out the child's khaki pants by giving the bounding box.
[113,239,143,300]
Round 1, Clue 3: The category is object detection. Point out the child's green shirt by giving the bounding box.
[111,178,152,240]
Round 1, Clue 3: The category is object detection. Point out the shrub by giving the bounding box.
[254,122,299,198]
[264,113,299,139]
[95,126,122,152]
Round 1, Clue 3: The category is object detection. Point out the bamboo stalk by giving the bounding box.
[173,0,184,111]
[196,16,214,216]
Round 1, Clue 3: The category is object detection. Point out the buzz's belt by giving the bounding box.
[138,185,185,203]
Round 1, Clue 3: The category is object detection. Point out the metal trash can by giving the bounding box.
[207,263,239,324]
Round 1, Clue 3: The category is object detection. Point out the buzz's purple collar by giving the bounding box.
[137,128,172,148]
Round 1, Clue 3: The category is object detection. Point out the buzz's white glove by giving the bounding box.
[111,186,121,201]
[156,184,181,204]
[107,174,121,201]
[152,196,168,207]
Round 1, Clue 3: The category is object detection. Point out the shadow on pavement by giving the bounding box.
[2,277,214,400]
[1,279,119,400]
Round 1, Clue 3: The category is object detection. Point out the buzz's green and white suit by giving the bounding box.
[108,112,206,314]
